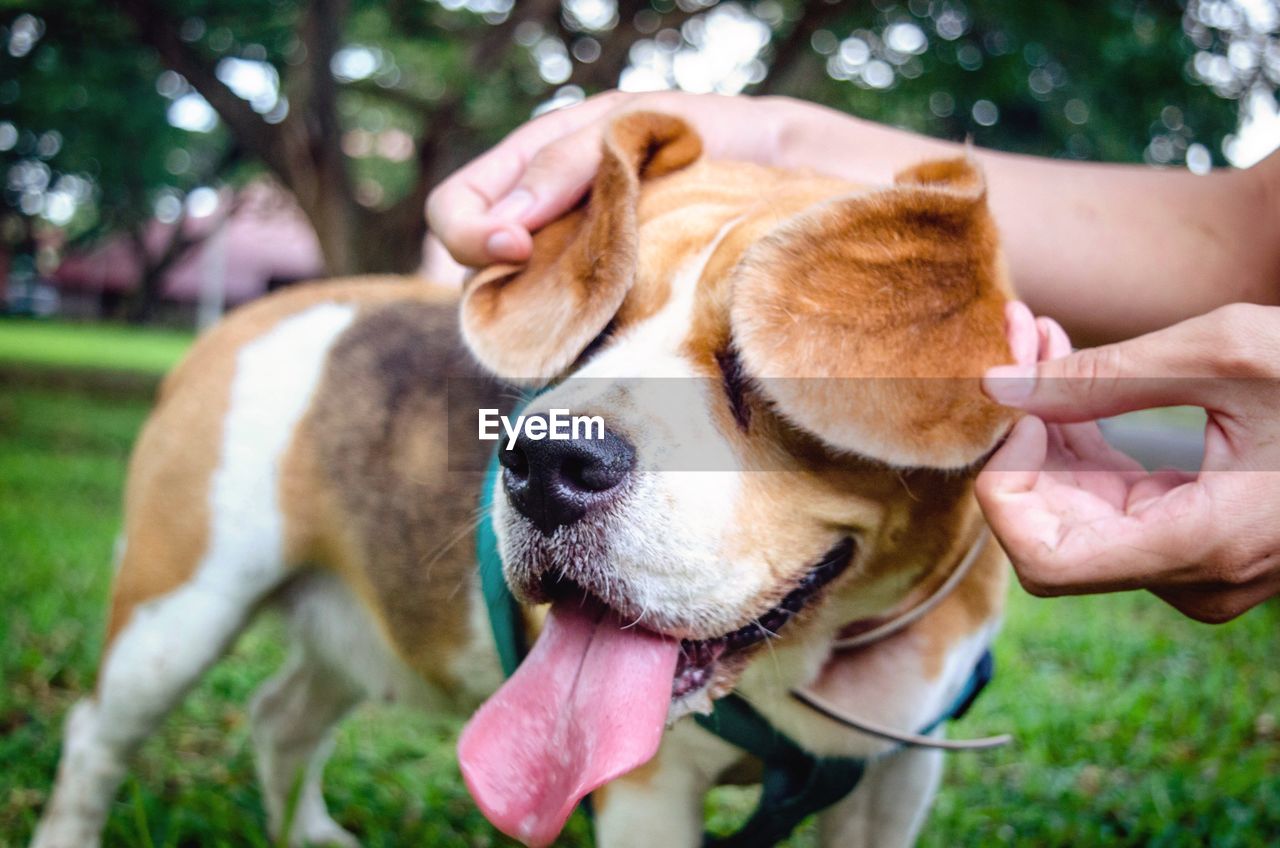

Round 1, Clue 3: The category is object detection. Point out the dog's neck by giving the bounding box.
[762,503,990,692]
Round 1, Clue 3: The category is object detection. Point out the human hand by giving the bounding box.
[426,90,797,267]
[977,302,1280,623]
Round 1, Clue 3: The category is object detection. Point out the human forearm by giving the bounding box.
[773,97,1280,345]
[983,150,1280,345]
[430,91,1280,342]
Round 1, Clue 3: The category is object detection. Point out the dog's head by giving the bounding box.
[457,112,1015,846]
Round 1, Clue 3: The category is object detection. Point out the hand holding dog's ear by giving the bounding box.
[459,112,701,383]
[427,91,785,267]
[978,302,1280,623]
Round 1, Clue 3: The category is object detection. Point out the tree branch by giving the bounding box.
[750,0,848,96]
[289,0,349,159]
[386,0,562,228]
[383,1,706,264]
[278,0,354,221]
[113,0,291,178]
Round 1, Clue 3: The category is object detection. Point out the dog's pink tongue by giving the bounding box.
[458,600,678,848]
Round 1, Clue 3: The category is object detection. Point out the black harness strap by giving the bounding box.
[694,649,995,847]
[696,695,866,847]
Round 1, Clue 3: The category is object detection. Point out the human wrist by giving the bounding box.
[1225,152,1280,307]
[765,96,847,173]
[765,98,966,184]
[1259,153,1280,299]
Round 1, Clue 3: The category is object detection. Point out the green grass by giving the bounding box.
[1,379,1278,847]
[0,320,193,374]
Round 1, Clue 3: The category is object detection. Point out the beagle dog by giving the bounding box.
[32,113,1016,848]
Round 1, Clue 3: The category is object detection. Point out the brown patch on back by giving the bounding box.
[304,298,506,685]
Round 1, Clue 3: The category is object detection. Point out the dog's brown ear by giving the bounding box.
[461,112,701,383]
[730,157,1016,469]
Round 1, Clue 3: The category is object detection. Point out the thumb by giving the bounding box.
[485,122,607,251]
[427,92,631,266]
[982,320,1214,421]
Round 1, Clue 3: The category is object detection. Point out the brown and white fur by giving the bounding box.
[33,113,1015,848]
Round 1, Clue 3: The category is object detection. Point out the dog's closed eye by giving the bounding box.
[715,346,751,432]
[571,320,616,371]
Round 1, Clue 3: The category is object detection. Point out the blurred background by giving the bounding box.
[1,2,1279,847]
[1,0,1278,326]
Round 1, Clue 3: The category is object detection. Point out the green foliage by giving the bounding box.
[769,0,1243,164]
[0,2,231,242]
[1,374,1278,846]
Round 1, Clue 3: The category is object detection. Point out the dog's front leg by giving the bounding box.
[816,739,944,848]
[593,720,741,848]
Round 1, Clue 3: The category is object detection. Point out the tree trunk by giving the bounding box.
[296,184,361,275]
[115,0,568,279]
[350,204,429,276]
[124,228,167,324]
[127,264,167,324]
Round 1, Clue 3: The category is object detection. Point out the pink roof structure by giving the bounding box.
[52,182,325,306]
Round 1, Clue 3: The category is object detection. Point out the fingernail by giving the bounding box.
[486,229,519,260]
[489,188,534,222]
[983,364,1037,405]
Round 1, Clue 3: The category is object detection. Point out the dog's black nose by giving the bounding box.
[500,418,635,536]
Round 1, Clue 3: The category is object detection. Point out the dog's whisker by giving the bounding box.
[419,509,490,578]
[755,617,786,683]
[620,607,648,630]
[753,619,781,640]
[447,574,470,601]
[497,388,529,404]
[894,469,922,502]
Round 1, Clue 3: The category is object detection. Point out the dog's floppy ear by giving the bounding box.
[730,157,1016,469]
[461,112,701,383]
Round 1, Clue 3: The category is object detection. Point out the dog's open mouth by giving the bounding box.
[671,537,856,699]
[534,537,856,701]
[459,538,855,847]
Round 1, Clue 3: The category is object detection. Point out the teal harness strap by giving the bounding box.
[475,457,995,847]
[478,456,525,677]
[920,648,994,737]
